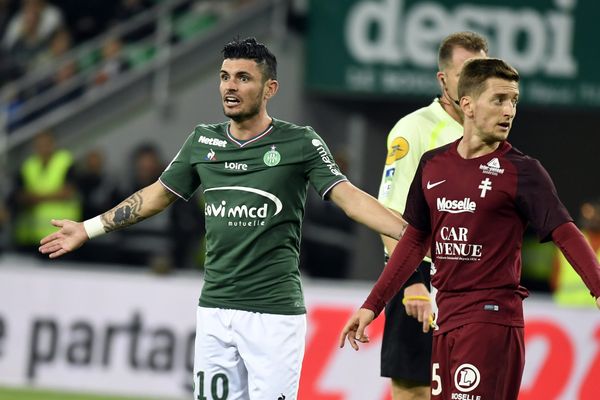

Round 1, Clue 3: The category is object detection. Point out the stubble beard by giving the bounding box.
[223,95,263,123]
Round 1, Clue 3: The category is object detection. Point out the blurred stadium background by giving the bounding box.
[0,0,599,399]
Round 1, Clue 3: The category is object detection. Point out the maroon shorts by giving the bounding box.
[431,323,524,400]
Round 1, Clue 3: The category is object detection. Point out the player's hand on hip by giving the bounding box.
[38,219,88,258]
[403,283,433,333]
[338,308,375,351]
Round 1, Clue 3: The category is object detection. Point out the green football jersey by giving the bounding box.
[160,118,347,314]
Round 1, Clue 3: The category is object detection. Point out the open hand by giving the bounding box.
[38,219,88,258]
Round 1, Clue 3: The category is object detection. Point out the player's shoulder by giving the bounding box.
[272,118,316,137]
[192,122,228,136]
[186,122,229,147]
[503,144,544,172]
[389,101,444,139]
[271,118,325,148]
[421,140,454,162]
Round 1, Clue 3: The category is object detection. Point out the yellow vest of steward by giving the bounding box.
[15,150,81,244]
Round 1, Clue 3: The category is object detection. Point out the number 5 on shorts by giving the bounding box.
[432,362,442,396]
[196,371,229,400]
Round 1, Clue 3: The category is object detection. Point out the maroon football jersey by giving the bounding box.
[404,139,572,334]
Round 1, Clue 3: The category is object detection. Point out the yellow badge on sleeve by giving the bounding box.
[385,137,409,165]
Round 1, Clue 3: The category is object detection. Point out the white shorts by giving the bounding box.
[193,306,307,400]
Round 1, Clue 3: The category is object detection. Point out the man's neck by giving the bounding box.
[457,132,501,159]
[229,114,272,141]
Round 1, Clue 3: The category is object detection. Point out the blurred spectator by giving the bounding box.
[113,0,154,42]
[116,142,205,271]
[0,0,15,43]
[35,27,71,68]
[300,151,355,279]
[74,148,122,263]
[4,2,50,74]
[53,0,119,43]
[91,35,129,88]
[36,58,84,113]
[552,198,600,307]
[75,149,120,221]
[116,142,175,269]
[0,46,23,87]
[10,129,81,254]
[2,0,64,72]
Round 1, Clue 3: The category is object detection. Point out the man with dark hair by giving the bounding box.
[39,37,406,399]
[377,31,487,399]
[341,58,600,399]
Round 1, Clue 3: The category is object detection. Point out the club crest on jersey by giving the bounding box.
[385,137,409,165]
[263,145,281,167]
[479,157,504,176]
[205,149,217,161]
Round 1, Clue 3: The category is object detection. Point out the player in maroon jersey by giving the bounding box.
[339,58,600,400]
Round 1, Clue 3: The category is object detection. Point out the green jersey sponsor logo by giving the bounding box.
[204,186,283,227]
[312,139,341,176]
[263,145,281,167]
[198,135,227,148]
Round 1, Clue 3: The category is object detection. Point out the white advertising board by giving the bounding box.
[0,258,598,399]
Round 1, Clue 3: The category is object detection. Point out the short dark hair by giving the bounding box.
[458,58,519,99]
[222,37,277,80]
[438,31,489,71]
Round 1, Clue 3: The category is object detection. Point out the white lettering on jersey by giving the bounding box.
[225,162,248,171]
[198,136,227,148]
[312,139,341,176]
[203,186,283,228]
[479,157,504,176]
[436,198,477,213]
[435,226,483,261]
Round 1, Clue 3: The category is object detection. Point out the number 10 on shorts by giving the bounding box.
[196,371,229,400]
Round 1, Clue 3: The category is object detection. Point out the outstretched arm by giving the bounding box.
[339,225,430,350]
[329,181,406,241]
[552,222,600,309]
[39,180,178,258]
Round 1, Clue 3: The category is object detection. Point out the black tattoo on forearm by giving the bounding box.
[100,191,146,232]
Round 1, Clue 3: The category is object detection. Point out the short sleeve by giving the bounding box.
[515,158,572,242]
[402,156,431,233]
[159,131,201,201]
[377,117,425,214]
[303,128,347,198]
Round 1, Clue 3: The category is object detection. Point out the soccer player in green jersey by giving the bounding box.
[378,32,488,400]
[38,37,406,400]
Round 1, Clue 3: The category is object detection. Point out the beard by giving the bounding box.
[223,96,262,123]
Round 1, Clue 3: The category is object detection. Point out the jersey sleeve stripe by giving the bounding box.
[321,178,348,199]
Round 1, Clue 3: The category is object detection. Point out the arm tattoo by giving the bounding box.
[100,191,146,233]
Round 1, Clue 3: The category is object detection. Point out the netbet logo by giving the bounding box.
[198,135,227,148]
[312,139,341,176]
[204,186,282,227]
[437,197,476,214]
